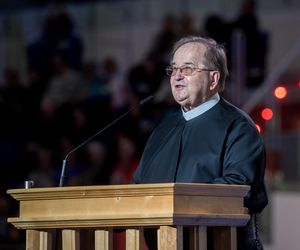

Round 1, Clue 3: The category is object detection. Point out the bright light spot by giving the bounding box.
[274,86,287,99]
[256,124,261,133]
[261,108,273,121]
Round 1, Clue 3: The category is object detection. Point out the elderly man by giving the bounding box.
[133,36,268,250]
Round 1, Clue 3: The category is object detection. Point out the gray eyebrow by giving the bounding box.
[170,62,195,67]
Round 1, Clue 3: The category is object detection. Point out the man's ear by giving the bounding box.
[209,71,220,90]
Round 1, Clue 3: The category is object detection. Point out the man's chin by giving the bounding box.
[176,100,186,106]
[177,100,192,111]
[174,96,188,105]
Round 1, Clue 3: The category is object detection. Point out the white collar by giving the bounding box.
[182,93,220,121]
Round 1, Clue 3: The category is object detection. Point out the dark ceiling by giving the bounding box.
[0,0,117,11]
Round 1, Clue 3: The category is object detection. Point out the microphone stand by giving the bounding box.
[54,95,153,250]
[58,95,153,187]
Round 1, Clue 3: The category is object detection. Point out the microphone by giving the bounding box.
[58,95,153,187]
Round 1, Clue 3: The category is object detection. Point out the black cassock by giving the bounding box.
[133,98,268,249]
[133,97,268,213]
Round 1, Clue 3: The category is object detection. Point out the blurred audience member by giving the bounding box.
[27,4,83,81]
[0,196,10,242]
[178,13,198,37]
[104,57,130,113]
[27,148,56,187]
[0,196,22,243]
[0,68,28,138]
[127,53,165,100]
[150,14,178,63]
[40,54,81,118]
[202,14,230,45]
[231,0,269,88]
[79,61,110,103]
[110,133,139,184]
[81,141,111,185]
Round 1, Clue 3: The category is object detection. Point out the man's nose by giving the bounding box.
[173,69,184,79]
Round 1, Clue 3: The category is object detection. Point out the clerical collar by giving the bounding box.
[182,93,220,121]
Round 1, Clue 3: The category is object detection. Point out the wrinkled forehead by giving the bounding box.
[172,42,207,65]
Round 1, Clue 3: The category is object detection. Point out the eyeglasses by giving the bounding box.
[165,65,214,76]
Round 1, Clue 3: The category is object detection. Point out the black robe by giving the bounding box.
[133,98,268,213]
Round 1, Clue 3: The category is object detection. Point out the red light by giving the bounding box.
[261,108,273,121]
[256,124,262,133]
[274,86,287,99]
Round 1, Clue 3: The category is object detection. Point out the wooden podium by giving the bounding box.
[7,183,250,250]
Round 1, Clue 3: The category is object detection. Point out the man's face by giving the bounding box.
[170,42,218,111]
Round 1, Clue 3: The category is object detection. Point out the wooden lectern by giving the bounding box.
[7,183,250,250]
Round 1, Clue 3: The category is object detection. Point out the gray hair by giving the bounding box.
[172,36,229,91]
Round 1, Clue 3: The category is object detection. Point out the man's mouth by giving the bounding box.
[175,83,185,89]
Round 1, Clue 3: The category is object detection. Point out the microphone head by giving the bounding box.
[139,95,154,106]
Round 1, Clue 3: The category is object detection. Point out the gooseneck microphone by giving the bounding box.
[58,95,153,187]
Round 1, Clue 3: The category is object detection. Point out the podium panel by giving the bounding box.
[8,183,250,250]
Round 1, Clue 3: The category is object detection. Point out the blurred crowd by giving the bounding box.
[0,0,269,245]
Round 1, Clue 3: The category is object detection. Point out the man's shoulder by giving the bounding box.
[218,98,256,125]
[217,98,262,141]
